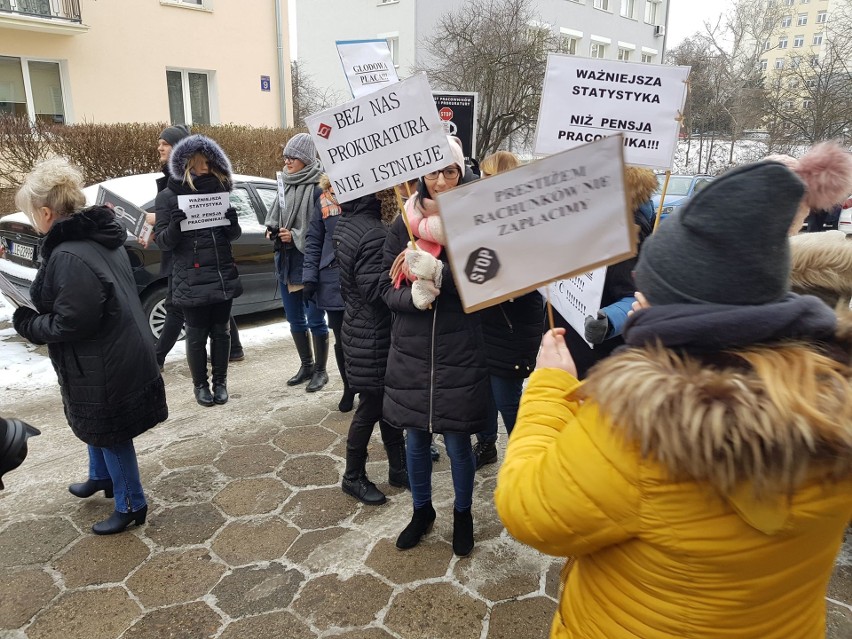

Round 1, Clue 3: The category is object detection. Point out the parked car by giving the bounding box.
[651,173,714,220]
[0,172,281,339]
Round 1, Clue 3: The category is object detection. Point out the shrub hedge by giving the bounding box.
[0,116,304,215]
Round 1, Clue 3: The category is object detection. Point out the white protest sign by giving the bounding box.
[177,192,230,232]
[305,73,452,204]
[534,55,689,169]
[276,171,287,207]
[336,39,400,98]
[437,135,633,312]
[539,268,607,348]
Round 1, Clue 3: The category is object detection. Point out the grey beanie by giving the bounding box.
[159,124,191,147]
[283,132,317,166]
[634,161,806,306]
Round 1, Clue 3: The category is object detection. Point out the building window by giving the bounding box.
[161,0,212,9]
[560,36,578,55]
[0,56,67,124]
[803,99,813,108]
[813,32,823,45]
[386,36,400,66]
[645,0,660,24]
[781,15,792,27]
[810,54,819,67]
[642,53,654,63]
[620,0,636,18]
[378,0,399,4]
[618,47,631,61]
[816,10,827,23]
[763,39,771,50]
[797,13,807,25]
[783,100,794,110]
[790,55,801,68]
[590,42,607,58]
[166,69,212,125]
[793,34,804,47]
[775,58,785,69]
[760,58,768,71]
[800,0,810,3]
[783,0,794,5]
[593,0,609,10]
[778,36,788,48]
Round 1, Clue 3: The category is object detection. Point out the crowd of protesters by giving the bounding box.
[9,124,852,638]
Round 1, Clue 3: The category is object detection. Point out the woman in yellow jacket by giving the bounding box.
[495,160,852,639]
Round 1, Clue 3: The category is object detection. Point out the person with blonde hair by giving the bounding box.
[496,160,852,638]
[154,135,242,407]
[13,158,167,535]
[479,150,520,177]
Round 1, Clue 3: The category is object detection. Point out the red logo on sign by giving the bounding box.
[439,107,454,121]
[317,123,332,139]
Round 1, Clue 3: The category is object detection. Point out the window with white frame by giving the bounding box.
[386,36,400,66]
[618,47,631,61]
[816,10,826,23]
[162,0,212,9]
[793,34,804,46]
[593,0,609,10]
[642,52,654,63]
[560,35,579,54]
[645,0,660,24]
[760,58,768,71]
[763,39,771,50]
[783,0,794,5]
[800,0,810,4]
[783,100,794,110]
[797,13,807,25]
[0,56,67,124]
[778,36,788,48]
[775,58,785,69]
[790,55,801,68]
[781,15,792,27]
[167,69,213,125]
[803,99,813,108]
[621,0,636,18]
[813,32,823,45]
[591,42,607,58]
[810,54,819,67]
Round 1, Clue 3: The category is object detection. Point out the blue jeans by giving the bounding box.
[476,375,524,445]
[407,429,475,512]
[279,283,328,335]
[88,442,146,514]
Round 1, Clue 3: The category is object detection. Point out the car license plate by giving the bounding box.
[9,241,35,262]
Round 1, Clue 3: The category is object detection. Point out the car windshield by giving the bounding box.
[656,175,694,197]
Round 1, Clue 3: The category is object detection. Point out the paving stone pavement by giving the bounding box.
[1,321,851,639]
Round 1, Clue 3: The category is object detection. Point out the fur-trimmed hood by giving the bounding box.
[790,230,852,308]
[625,166,658,213]
[582,317,852,503]
[168,134,233,182]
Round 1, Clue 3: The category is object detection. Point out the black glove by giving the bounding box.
[584,310,610,345]
[302,281,317,302]
[12,307,40,343]
[225,206,239,225]
[169,209,187,230]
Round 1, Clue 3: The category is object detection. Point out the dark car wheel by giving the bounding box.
[141,286,184,342]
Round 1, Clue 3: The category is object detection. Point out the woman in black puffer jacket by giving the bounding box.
[13,158,167,535]
[333,189,409,506]
[154,135,242,407]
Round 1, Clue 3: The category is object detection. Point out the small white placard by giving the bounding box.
[534,55,690,169]
[437,135,634,312]
[337,39,400,98]
[539,268,607,347]
[305,73,452,204]
[177,192,230,232]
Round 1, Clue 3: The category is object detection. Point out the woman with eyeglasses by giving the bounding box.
[380,136,489,557]
[265,133,331,393]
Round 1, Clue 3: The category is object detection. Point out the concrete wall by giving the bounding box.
[0,0,293,126]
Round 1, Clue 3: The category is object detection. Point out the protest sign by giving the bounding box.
[539,268,607,347]
[437,134,633,312]
[177,192,230,232]
[432,92,477,161]
[0,272,36,310]
[305,73,452,204]
[336,39,400,98]
[534,55,689,169]
[276,171,286,208]
[97,186,152,243]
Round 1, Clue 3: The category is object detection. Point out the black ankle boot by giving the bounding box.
[473,441,498,470]
[453,508,474,557]
[396,503,436,550]
[68,478,113,499]
[194,383,215,407]
[287,331,314,386]
[210,322,230,405]
[333,344,355,412]
[306,333,329,392]
[342,452,386,504]
[385,441,410,489]
[92,505,148,535]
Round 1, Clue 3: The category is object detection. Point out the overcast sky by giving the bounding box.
[667,0,735,47]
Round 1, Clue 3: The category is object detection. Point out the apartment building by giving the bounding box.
[760,0,836,73]
[295,0,671,99]
[0,0,293,126]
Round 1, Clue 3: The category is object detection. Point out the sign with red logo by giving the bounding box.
[317,123,333,139]
[439,107,454,121]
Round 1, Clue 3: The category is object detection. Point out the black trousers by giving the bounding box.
[347,390,403,457]
[327,309,343,344]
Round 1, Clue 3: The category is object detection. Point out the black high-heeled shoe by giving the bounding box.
[92,505,148,535]
[68,478,113,499]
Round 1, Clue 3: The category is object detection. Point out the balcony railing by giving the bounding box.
[0,0,82,23]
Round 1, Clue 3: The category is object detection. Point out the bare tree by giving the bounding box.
[415,0,555,158]
[291,60,343,127]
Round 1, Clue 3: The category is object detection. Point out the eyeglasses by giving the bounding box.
[283,156,296,162]
[424,167,460,181]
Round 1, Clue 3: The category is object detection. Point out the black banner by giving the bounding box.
[96,186,148,239]
[432,92,477,161]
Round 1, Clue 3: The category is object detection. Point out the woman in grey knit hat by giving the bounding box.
[265,133,330,392]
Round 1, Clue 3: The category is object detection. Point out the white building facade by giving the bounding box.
[296,0,670,99]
